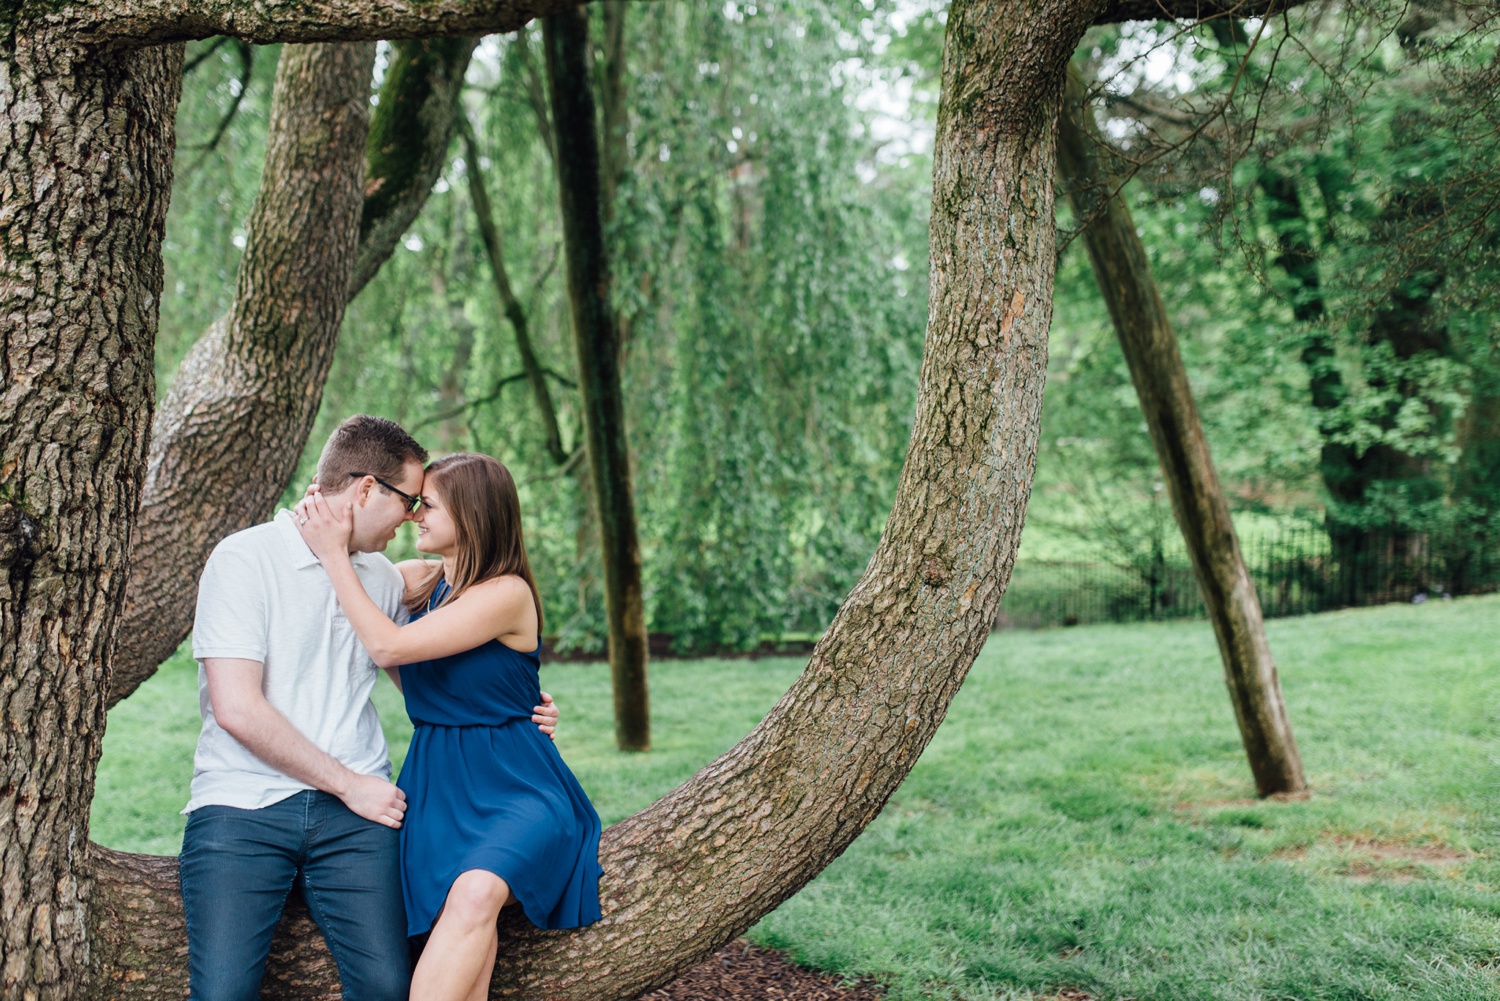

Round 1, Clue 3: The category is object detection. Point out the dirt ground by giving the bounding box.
[636,940,1095,1001]
[636,940,884,1001]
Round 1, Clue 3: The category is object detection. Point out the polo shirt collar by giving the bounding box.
[274,509,373,570]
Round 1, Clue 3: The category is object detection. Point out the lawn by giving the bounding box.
[94,595,1500,1000]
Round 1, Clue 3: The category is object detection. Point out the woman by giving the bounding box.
[296,452,601,1001]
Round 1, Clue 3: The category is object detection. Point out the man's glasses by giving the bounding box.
[348,472,421,513]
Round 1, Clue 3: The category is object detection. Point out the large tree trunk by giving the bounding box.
[1058,64,1307,798]
[543,6,652,752]
[0,35,184,1001]
[107,38,476,707]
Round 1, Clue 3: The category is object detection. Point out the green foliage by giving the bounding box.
[96,599,1500,999]
[158,39,277,387]
[160,6,927,653]
[154,1,1500,646]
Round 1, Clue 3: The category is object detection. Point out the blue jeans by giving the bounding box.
[179,791,410,1001]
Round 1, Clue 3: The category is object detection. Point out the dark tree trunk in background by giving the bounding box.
[543,6,652,752]
[0,35,184,1001]
[1257,168,1359,494]
[1450,340,1500,591]
[108,38,475,706]
[1260,171,1452,590]
[460,117,571,466]
[1058,63,1307,797]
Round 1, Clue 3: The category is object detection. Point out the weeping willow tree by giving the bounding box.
[260,3,928,655]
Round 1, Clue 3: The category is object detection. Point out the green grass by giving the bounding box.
[94,596,1500,999]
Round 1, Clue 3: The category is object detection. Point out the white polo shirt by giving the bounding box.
[184,509,408,814]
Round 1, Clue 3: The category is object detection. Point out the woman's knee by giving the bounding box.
[443,870,509,929]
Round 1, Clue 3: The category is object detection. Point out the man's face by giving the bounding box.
[348,460,426,553]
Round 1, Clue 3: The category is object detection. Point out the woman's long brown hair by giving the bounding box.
[404,453,543,634]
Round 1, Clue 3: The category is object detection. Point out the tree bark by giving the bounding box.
[1058,63,1307,797]
[459,117,571,466]
[0,35,184,1001]
[23,0,1298,47]
[544,6,652,752]
[107,38,475,707]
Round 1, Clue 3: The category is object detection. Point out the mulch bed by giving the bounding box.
[636,939,1098,1000]
[637,940,885,1001]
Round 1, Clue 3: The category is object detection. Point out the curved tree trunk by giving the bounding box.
[544,7,652,752]
[84,0,1098,993]
[0,35,184,1001]
[1058,63,1306,798]
[107,38,476,707]
[108,41,375,705]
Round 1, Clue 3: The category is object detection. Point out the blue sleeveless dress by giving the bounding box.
[395,579,602,937]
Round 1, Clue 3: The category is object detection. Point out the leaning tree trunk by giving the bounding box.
[0,36,184,1001]
[543,6,652,752]
[107,38,476,707]
[1058,63,1306,797]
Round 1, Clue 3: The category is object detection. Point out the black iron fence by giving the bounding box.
[997,523,1500,629]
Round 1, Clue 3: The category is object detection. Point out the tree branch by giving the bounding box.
[33,0,611,49]
[183,40,253,172]
[1093,0,1312,24]
[460,113,572,465]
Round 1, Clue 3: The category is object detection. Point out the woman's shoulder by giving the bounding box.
[395,559,441,590]
[469,573,533,603]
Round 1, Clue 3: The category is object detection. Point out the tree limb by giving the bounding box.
[27,0,1313,47]
[1093,0,1312,25]
[183,39,253,172]
[30,0,602,48]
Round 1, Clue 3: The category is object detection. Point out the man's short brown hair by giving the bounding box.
[316,415,428,495]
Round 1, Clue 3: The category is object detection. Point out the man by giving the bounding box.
[179,414,558,1000]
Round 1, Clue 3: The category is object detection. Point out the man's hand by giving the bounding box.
[339,773,408,829]
[532,691,559,741]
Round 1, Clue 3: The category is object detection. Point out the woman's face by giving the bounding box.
[414,482,457,556]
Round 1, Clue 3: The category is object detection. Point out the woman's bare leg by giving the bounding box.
[410,870,510,1001]
[461,928,500,1001]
